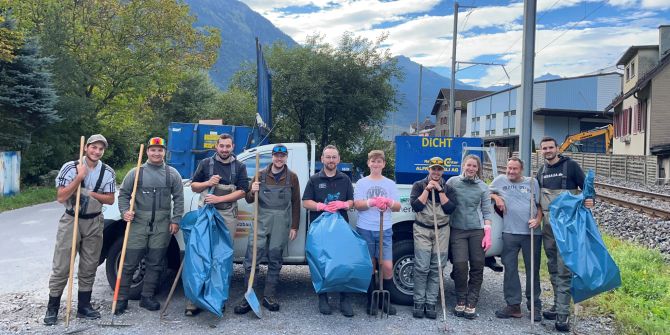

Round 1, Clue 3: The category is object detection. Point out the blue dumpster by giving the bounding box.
[167,122,254,179]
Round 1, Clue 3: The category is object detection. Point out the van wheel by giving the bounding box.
[105,238,144,300]
[389,240,414,306]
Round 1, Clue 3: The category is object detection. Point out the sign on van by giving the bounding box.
[394,136,483,184]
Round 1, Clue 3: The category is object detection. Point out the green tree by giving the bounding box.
[0,12,22,62]
[147,71,256,137]
[0,15,58,152]
[6,0,222,176]
[233,33,401,158]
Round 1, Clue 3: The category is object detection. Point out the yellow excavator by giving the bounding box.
[559,124,613,153]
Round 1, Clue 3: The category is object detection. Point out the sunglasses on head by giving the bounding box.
[149,137,165,146]
[272,146,288,154]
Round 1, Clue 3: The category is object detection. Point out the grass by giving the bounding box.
[583,235,670,335]
[515,234,670,335]
[0,186,56,212]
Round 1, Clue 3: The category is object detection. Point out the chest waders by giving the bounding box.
[243,170,293,297]
[198,156,240,236]
[538,161,580,316]
[119,164,174,301]
[49,162,109,297]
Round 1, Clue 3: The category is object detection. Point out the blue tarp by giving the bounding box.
[180,205,234,317]
[549,170,621,303]
[306,212,373,294]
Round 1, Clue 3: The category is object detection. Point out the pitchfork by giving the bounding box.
[370,211,391,318]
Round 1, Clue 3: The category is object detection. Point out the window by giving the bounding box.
[625,66,630,82]
[242,152,273,180]
[631,61,636,79]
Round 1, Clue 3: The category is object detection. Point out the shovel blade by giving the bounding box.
[244,288,262,318]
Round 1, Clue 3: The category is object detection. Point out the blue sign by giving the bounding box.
[394,136,483,184]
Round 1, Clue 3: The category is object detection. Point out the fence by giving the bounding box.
[481,148,660,185]
[0,151,21,197]
[530,152,659,185]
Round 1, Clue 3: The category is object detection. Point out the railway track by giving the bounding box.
[594,182,670,219]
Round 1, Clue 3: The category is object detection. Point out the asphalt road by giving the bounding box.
[0,203,615,335]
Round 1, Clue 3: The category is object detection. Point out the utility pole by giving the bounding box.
[417,64,423,135]
[518,0,537,177]
[449,2,475,137]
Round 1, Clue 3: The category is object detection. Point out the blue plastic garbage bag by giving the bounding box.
[549,170,621,303]
[180,205,234,317]
[306,212,373,294]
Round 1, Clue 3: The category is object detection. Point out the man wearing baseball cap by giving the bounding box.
[408,157,456,319]
[114,137,184,314]
[234,144,301,313]
[45,134,116,325]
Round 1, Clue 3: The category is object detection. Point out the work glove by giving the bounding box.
[316,202,333,213]
[482,225,492,251]
[367,197,384,210]
[325,200,349,212]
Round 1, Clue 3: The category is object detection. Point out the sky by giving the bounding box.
[239,0,670,88]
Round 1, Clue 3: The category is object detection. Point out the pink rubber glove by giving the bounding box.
[482,225,492,251]
[316,202,331,212]
[367,197,383,208]
[368,197,388,211]
[326,200,349,212]
[382,197,395,208]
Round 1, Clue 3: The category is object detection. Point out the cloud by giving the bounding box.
[475,25,660,87]
[642,0,670,9]
[239,0,668,87]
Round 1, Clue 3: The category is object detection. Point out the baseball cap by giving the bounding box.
[272,144,288,155]
[147,137,166,148]
[428,156,445,169]
[86,134,108,148]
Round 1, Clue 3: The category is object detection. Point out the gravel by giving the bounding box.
[0,264,616,335]
[589,176,670,259]
[595,176,670,195]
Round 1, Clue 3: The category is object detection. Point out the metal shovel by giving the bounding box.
[244,152,262,318]
[370,211,391,318]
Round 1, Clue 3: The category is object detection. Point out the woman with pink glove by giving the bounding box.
[353,150,401,316]
[446,154,493,319]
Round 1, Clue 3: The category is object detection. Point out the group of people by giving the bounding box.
[44,134,593,333]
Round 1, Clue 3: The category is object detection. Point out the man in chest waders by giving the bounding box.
[187,133,249,315]
[115,137,184,314]
[234,144,301,314]
[536,137,594,332]
[44,134,116,325]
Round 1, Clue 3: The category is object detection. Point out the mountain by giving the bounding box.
[184,0,490,138]
[387,56,479,137]
[185,0,297,88]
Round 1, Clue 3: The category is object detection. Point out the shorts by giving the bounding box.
[356,227,393,261]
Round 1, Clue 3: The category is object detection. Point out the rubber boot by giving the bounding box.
[555,314,571,332]
[115,300,128,315]
[318,293,331,315]
[382,279,397,315]
[543,305,557,320]
[139,295,160,311]
[339,293,354,317]
[43,295,60,326]
[413,303,425,318]
[234,299,251,314]
[366,275,376,315]
[425,303,437,319]
[76,291,100,319]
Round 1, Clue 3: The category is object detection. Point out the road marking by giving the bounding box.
[19,220,39,225]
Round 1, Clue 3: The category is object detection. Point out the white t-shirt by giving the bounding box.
[354,175,398,231]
